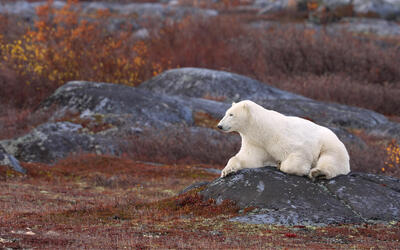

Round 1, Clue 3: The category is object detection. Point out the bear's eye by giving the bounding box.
[229,113,233,117]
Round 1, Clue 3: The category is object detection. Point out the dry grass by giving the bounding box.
[120,127,241,166]
[0,104,52,140]
[1,154,400,248]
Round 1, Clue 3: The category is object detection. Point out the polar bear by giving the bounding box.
[217,100,350,179]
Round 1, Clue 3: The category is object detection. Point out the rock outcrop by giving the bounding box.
[0,80,232,163]
[193,167,400,225]
[139,68,308,102]
[255,0,400,19]
[0,1,217,33]
[0,67,399,164]
[140,68,392,131]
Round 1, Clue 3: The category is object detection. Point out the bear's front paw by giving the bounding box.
[220,167,237,178]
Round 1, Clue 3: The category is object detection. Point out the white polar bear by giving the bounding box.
[217,100,350,179]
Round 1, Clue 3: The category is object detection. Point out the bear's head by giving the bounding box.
[217,101,251,133]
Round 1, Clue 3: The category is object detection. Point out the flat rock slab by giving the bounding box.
[197,167,400,226]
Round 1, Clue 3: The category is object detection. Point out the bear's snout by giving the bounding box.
[217,125,223,130]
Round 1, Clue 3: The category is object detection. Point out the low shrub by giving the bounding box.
[148,17,400,115]
[0,0,162,108]
[120,127,240,166]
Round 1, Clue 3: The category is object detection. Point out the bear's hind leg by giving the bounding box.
[279,153,311,177]
[309,154,337,180]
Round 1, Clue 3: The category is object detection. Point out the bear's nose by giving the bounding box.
[217,125,223,130]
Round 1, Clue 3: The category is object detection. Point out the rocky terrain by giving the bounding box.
[2,0,400,37]
[1,1,400,248]
[1,67,399,169]
[1,67,400,229]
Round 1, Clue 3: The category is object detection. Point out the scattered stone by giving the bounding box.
[45,231,60,237]
[254,0,400,19]
[329,18,400,37]
[0,145,26,174]
[0,1,217,32]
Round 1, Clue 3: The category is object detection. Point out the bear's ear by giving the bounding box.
[232,102,236,106]
[242,102,247,111]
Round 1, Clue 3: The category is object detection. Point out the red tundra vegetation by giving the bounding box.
[1,154,400,248]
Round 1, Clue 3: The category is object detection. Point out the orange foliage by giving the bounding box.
[0,0,163,108]
[384,140,400,171]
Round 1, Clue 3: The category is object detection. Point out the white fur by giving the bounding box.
[217,100,350,179]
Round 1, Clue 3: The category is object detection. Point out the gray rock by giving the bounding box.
[255,0,292,14]
[254,0,400,19]
[0,145,26,174]
[321,0,353,9]
[198,167,400,225]
[140,68,389,131]
[329,18,400,37]
[256,99,388,130]
[39,81,196,127]
[368,121,400,140]
[139,67,309,102]
[0,122,117,163]
[319,0,400,19]
[81,2,218,20]
[0,1,217,31]
[0,81,236,163]
[0,1,65,18]
[324,173,400,222]
[352,0,400,19]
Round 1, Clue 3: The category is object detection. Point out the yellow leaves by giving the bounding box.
[0,0,169,93]
[33,65,44,74]
[384,140,400,171]
[134,57,143,66]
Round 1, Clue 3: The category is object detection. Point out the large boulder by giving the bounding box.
[39,81,195,127]
[0,122,117,163]
[256,99,388,130]
[139,68,308,102]
[0,80,233,163]
[140,68,390,130]
[196,167,400,225]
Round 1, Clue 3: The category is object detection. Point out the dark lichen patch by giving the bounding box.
[56,112,114,134]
